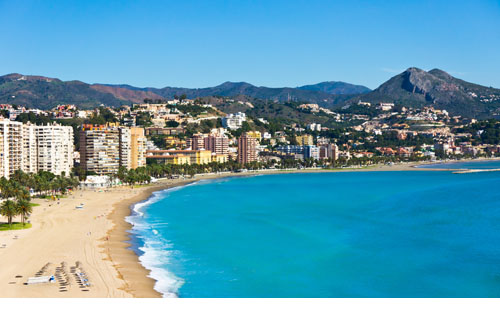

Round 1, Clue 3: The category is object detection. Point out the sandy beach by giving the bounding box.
[0,185,161,297]
[0,159,493,298]
[0,173,250,298]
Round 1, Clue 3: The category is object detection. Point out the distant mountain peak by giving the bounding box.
[217,81,254,89]
[405,67,425,72]
[357,68,500,117]
[3,70,499,118]
[428,68,454,80]
[297,81,371,95]
[0,73,362,109]
[3,73,59,83]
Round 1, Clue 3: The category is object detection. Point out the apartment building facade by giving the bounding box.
[237,133,258,165]
[80,125,147,175]
[204,134,229,155]
[0,119,74,178]
[130,127,147,169]
[119,127,132,169]
[191,133,206,151]
[35,124,74,176]
[296,134,314,146]
[23,124,37,173]
[146,149,212,165]
[80,125,121,175]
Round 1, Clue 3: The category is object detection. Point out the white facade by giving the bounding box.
[327,143,339,160]
[307,123,322,131]
[377,103,395,111]
[119,127,132,169]
[222,112,246,130]
[304,145,320,160]
[0,119,23,178]
[0,119,74,178]
[35,124,74,176]
[23,124,37,174]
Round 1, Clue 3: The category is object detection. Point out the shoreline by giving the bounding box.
[1,157,499,298]
[102,160,450,297]
[105,180,194,298]
[116,157,500,297]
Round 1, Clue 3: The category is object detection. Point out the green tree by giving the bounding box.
[166,120,180,127]
[1,200,19,228]
[0,180,17,199]
[16,199,32,227]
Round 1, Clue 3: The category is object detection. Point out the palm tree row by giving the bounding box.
[5,170,80,197]
[0,170,79,228]
[0,198,32,228]
[116,159,278,184]
[114,153,434,186]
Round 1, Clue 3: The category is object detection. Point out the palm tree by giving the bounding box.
[54,177,67,194]
[16,199,32,227]
[0,200,19,228]
[0,182,16,199]
[14,187,30,201]
[11,170,29,185]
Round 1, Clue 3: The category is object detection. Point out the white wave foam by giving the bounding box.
[125,184,189,226]
[138,241,184,297]
[125,183,196,297]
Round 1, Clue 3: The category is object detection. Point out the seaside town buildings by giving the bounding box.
[296,134,314,146]
[79,125,120,175]
[188,132,230,155]
[2,95,498,179]
[222,112,247,130]
[237,133,258,164]
[130,127,147,169]
[146,149,227,165]
[145,128,231,166]
[276,145,322,160]
[79,124,146,175]
[204,134,229,155]
[34,124,74,176]
[0,119,74,178]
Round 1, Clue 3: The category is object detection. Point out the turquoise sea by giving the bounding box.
[127,166,500,297]
[419,159,500,170]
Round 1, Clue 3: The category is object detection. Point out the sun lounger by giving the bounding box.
[27,276,52,285]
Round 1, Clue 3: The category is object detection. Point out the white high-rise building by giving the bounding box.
[23,124,37,174]
[0,119,74,178]
[119,127,132,169]
[80,125,120,175]
[35,124,74,176]
[0,119,23,178]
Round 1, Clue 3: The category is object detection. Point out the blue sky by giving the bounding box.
[1,0,499,89]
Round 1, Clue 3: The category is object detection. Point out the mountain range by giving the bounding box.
[359,67,500,118]
[92,81,367,107]
[0,74,367,110]
[1,68,499,118]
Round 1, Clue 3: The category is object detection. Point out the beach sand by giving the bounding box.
[0,186,158,297]
[0,174,239,298]
[0,160,480,298]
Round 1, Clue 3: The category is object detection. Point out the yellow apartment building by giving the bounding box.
[296,134,314,146]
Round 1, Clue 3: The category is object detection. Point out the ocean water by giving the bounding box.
[127,169,500,297]
[420,159,500,170]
